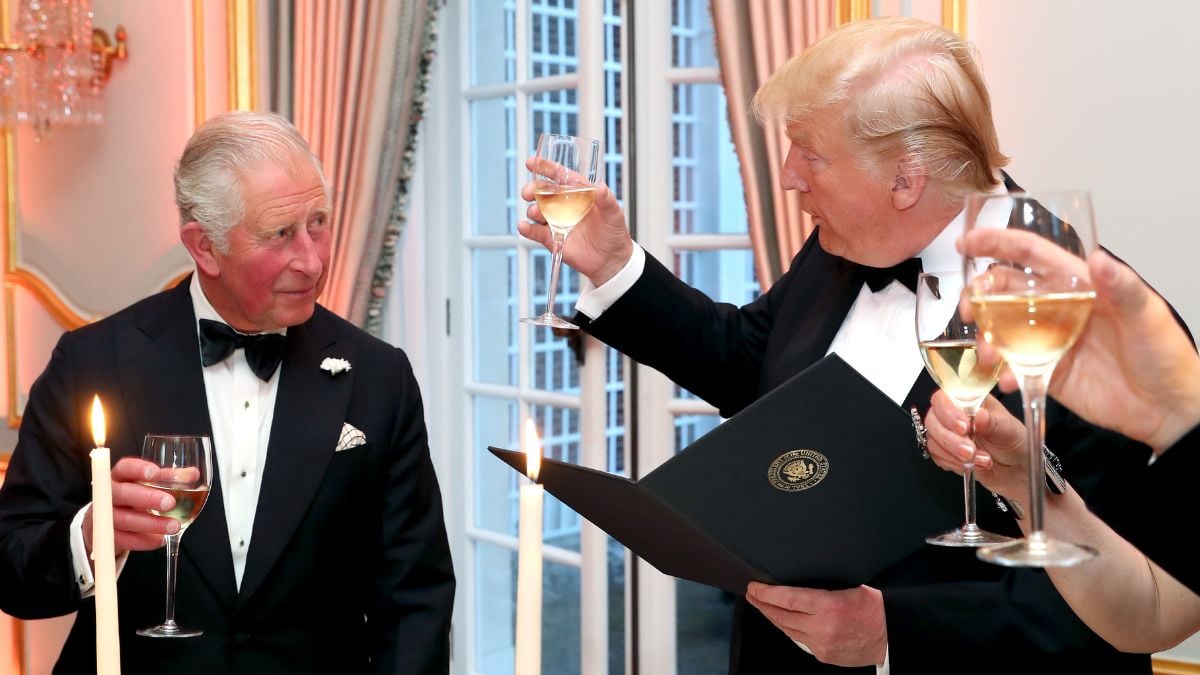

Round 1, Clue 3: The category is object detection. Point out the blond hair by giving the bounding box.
[752,17,1007,203]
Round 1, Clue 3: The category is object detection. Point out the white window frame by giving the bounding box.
[421,1,750,673]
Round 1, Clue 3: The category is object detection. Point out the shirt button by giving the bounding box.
[239,539,246,547]
[240,471,247,478]
[244,400,250,410]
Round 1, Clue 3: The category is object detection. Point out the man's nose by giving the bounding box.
[780,149,810,192]
[290,229,325,276]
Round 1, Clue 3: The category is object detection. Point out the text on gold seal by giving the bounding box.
[768,449,829,492]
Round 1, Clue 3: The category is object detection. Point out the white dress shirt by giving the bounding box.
[575,196,1008,672]
[71,273,283,594]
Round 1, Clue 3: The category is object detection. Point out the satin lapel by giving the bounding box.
[236,310,354,608]
[120,281,238,611]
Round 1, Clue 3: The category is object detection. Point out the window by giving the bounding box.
[431,1,754,672]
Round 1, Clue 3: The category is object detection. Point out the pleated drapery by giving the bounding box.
[293,0,439,332]
[711,0,836,287]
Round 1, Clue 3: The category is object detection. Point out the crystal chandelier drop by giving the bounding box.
[0,0,127,137]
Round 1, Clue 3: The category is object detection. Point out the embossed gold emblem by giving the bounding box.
[768,449,829,492]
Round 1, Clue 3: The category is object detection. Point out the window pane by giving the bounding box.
[531,88,581,140]
[605,346,626,476]
[671,0,716,68]
[544,559,583,674]
[475,540,517,674]
[607,537,626,675]
[472,540,586,675]
[673,249,760,305]
[528,251,581,391]
[474,250,518,386]
[529,0,579,79]
[531,404,581,553]
[474,396,520,535]
[672,84,746,235]
[470,0,516,86]
[472,96,518,236]
[673,413,731,672]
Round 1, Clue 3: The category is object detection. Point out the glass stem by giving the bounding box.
[1018,374,1049,542]
[544,232,566,317]
[163,533,181,630]
[962,412,979,534]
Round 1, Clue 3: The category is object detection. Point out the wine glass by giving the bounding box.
[136,434,213,637]
[963,190,1099,567]
[916,271,1013,547]
[520,132,602,330]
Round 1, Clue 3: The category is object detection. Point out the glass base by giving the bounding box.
[926,525,1014,548]
[520,313,579,330]
[977,536,1098,568]
[136,623,202,638]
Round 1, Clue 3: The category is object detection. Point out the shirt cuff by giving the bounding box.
[575,245,645,320]
[71,503,130,599]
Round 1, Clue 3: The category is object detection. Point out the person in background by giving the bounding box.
[924,227,1200,653]
[0,111,455,674]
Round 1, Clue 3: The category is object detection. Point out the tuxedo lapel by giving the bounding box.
[120,281,238,611]
[237,310,355,608]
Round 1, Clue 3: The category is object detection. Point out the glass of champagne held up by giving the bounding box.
[520,132,602,330]
[964,191,1099,567]
[136,434,213,637]
[916,271,1013,547]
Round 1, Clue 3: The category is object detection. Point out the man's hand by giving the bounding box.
[82,457,181,559]
[518,157,633,287]
[745,581,887,667]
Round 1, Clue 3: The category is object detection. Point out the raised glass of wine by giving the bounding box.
[916,271,1013,547]
[963,190,1099,568]
[520,132,602,330]
[136,434,213,637]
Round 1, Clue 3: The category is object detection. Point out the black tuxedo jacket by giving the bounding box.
[581,235,1152,674]
[0,280,455,674]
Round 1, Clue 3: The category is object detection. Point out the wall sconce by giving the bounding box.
[0,0,128,137]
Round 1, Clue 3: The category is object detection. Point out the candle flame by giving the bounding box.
[91,395,106,448]
[523,418,542,482]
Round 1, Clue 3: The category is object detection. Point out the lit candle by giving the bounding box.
[90,395,121,675]
[515,419,543,675]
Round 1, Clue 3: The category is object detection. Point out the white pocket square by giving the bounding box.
[335,422,367,452]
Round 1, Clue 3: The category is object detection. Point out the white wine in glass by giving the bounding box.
[136,434,213,638]
[916,272,1012,547]
[521,132,602,330]
[964,190,1099,568]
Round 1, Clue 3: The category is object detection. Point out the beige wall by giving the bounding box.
[0,0,243,670]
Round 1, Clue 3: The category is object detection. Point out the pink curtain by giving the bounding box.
[711,0,836,287]
[293,0,438,329]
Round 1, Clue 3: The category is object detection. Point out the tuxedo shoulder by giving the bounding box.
[310,304,413,367]
[64,285,183,342]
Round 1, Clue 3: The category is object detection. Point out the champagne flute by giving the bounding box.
[520,132,602,330]
[916,271,1013,547]
[136,434,213,637]
[964,191,1098,567]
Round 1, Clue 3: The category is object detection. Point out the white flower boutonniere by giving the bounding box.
[320,357,352,377]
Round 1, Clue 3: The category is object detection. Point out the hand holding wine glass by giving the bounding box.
[915,271,1012,547]
[136,434,212,638]
[963,190,1098,567]
[520,133,604,330]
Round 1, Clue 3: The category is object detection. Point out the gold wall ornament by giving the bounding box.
[0,0,128,136]
[768,449,829,492]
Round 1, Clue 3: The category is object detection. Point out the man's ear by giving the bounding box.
[180,222,221,277]
[891,159,928,211]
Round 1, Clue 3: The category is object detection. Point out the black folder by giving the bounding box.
[489,354,961,594]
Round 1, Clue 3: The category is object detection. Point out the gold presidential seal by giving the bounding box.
[768,449,829,492]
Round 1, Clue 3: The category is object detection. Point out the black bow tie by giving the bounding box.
[198,319,286,381]
[861,258,923,293]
